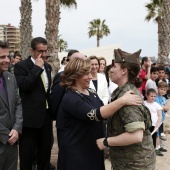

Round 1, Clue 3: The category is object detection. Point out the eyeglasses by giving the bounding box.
[35,49,48,53]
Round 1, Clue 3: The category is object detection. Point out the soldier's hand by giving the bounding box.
[35,53,44,68]
[96,138,106,150]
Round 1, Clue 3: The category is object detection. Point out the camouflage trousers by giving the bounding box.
[110,152,156,170]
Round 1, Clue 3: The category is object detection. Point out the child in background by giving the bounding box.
[145,67,159,93]
[139,57,151,97]
[164,72,169,86]
[144,88,163,156]
[155,66,166,86]
[155,81,169,143]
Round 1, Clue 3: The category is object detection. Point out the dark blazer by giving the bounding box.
[0,71,22,154]
[50,71,66,120]
[14,56,52,128]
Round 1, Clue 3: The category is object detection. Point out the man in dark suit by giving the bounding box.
[0,41,23,170]
[14,37,52,170]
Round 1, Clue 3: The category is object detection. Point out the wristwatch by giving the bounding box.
[103,138,109,147]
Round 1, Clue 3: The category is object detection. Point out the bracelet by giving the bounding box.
[103,138,109,147]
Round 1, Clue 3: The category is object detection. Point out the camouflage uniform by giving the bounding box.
[108,82,156,170]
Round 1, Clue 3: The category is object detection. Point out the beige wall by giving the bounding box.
[58,44,121,68]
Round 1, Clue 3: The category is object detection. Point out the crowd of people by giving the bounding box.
[0,37,169,170]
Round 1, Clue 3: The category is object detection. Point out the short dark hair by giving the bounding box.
[141,57,148,65]
[67,50,79,58]
[150,67,158,74]
[158,66,165,72]
[61,57,68,64]
[13,53,21,59]
[146,88,157,95]
[0,41,9,49]
[31,37,47,50]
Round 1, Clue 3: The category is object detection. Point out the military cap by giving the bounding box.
[114,49,141,65]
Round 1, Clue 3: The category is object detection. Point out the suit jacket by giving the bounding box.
[0,71,22,154]
[50,71,66,121]
[14,56,52,128]
[89,73,109,105]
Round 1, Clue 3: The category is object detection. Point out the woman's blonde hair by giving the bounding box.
[60,58,91,90]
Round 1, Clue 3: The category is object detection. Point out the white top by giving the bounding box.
[145,79,157,93]
[144,101,162,126]
[108,79,118,102]
[89,73,109,105]
[58,65,65,73]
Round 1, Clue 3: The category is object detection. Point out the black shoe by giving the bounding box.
[48,163,56,170]
[159,147,167,152]
[155,149,164,156]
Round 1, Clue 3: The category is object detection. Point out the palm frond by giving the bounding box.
[60,0,77,8]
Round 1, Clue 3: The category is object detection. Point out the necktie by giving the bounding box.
[0,75,8,100]
[41,72,48,108]
[41,72,46,91]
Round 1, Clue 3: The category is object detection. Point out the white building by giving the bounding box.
[0,24,20,52]
[58,44,121,68]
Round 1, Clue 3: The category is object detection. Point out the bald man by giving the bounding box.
[50,52,86,118]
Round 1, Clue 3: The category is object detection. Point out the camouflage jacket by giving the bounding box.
[108,82,156,170]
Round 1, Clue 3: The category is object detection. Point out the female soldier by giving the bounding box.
[96,49,156,170]
[57,57,142,170]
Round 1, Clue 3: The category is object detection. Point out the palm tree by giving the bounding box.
[160,0,170,63]
[45,0,77,76]
[58,38,68,52]
[145,0,169,63]
[88,19,110,47]
[20,0,32,59]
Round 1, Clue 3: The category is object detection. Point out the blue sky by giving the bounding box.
[0,0,157,57]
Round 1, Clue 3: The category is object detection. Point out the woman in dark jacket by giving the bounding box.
[57,57,142,170]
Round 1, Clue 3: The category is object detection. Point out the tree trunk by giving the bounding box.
[45,0,60,78]
[20,0,32,59]
[157,0,170,64]
[97,36,100,47]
